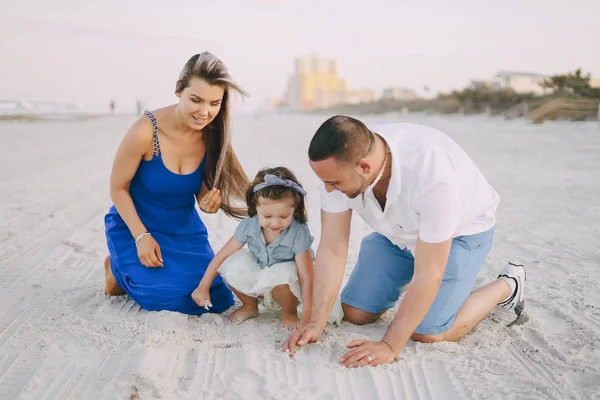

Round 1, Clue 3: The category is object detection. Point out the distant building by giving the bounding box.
[313,87,346,109]
[284,54,346,110]
[494,71,550,95]
[590,78,600,88]
[381,87,418,101]
[469,80,500,91]
[343,89,376,105]
[260,97,285,111]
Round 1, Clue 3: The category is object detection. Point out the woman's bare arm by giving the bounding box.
[109,118,154,239]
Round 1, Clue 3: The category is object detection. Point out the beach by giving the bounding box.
[0,112,599,400]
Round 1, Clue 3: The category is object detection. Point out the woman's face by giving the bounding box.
[177,77,225,130]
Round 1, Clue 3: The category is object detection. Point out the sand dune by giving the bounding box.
[1,113,599,399]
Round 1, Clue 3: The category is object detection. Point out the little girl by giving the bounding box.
[192,166,341,329]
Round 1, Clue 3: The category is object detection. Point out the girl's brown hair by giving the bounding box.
[246,167,308,223]
[176,52,249,220]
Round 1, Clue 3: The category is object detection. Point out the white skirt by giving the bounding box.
[218,248,343,325]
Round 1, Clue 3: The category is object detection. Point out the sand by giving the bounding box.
[0,112,599,399]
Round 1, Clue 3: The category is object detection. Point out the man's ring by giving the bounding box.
[367,356,373,363]
[203,200,208,204]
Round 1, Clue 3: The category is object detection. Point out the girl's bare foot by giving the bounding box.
[279,311,300,330]
[228,303,259,324]
[104,256,125,296]
[271,284,300,330]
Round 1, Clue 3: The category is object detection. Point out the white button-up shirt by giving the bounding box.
[320,123,500,253]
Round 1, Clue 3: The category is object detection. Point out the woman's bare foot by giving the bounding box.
[279,311,300,330]
[228,303,259,324]
[104,256,125,296]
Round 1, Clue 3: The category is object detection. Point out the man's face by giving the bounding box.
[309,157,366,199]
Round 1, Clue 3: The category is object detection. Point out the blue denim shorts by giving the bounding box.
[341,227,495,335]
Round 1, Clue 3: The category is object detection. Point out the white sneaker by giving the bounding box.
[497,262,527,324]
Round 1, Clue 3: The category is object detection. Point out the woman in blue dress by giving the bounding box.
[103,52,249,314]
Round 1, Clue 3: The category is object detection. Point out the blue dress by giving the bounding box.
[104,110,234,314]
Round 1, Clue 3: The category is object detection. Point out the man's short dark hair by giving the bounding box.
[308,115,375,163]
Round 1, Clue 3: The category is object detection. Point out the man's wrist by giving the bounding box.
[381,338,401,356]
[308,320,324,332]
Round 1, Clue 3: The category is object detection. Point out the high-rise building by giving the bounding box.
[284,53,346,110]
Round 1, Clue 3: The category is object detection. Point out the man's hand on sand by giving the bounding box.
[281,322,322,355]
[339,340,398,368]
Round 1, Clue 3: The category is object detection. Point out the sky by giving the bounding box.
[1,0,599,113]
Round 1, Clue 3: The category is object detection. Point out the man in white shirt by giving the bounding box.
[282,115,527,367]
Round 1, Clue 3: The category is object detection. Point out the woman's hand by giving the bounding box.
[199,188,222,213]
[137,234,163,267]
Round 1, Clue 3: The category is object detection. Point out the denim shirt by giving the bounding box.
[233,215,314,268]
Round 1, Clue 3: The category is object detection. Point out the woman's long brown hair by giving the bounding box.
[176,52,249,220]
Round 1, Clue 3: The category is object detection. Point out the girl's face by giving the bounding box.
[256,195,295,234]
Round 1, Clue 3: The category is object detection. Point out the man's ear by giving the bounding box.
[357,159,371,175]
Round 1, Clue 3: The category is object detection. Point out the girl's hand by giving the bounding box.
[191,284,213,310]
[199,188,222,213]
[137,234,163,267]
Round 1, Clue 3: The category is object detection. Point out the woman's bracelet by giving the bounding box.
[135,231,151,247]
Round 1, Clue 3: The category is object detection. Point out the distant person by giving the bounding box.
[283,116,526,367]
[110,100,115,114]
[192,167,342,329]
[136,100,144,116]
[103,52,249,315]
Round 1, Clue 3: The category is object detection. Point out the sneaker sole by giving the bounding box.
[506,300,526,327]
[507,308,528,327]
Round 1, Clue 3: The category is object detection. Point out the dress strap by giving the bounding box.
[143,110,161,157]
